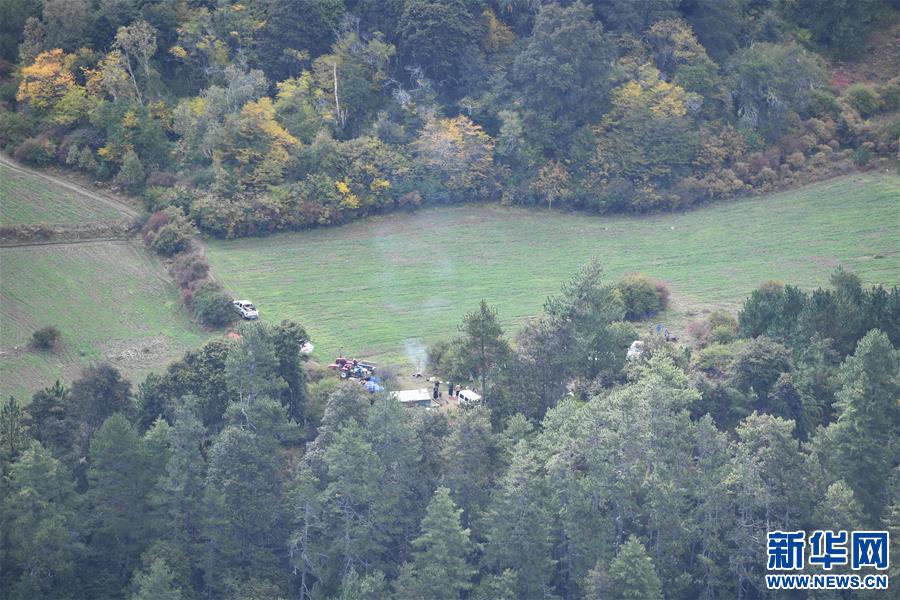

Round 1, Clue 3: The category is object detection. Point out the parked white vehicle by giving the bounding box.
[626,340,645,361]
[458,389,482,406]
[233,300,259,320]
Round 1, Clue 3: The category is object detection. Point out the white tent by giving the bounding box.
[390,389,432,407]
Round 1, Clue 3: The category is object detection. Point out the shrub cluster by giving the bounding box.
[171,252,209,288]
[31,325,61,350]
[168,250,232,328]
[844,83,882,117]
[0,224,55,243]
[142,207,232,328]
[190,282,234,327]
[141,208,195,257]
[616,274,670,321]
[13,136,56,165]
[687,310,740,348]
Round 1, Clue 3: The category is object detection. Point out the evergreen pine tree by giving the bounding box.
[456,300,511,409]
[827,329,899,522]
[203,426,287,594]
[303,382,371,479]
[606,536,663,600]
[814,480,866,533]
[67,364,132,472]
[482,441,555,597]
[3,442,84,599]
[130,558,182,600]
[395,487,475,599]
[134,373,171,434]
[471,569,518,600]
[272,320,311,424]
[225,322,286,409]
[0,396,30,465]
[24,380,69,454]
[320,421,388,587]
[86,414,156,597]
[364,396,422,560]
[439,407,496,532]
[289,465,326,600]
[115,149,145,190]
[335,567,388,600]
[158,405,207,556]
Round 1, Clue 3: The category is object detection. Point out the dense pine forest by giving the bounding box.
[1,1,899,599]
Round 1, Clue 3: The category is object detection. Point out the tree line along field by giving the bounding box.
[0,159,132,226]
[0,240,210,403]
[204,171,900,367]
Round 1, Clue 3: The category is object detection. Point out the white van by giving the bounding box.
[458,389,482,406]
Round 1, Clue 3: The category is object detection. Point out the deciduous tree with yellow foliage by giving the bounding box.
[218,97,299,190]
[413,116,494,202]
[594,65,700,203]
[16,49,76,111]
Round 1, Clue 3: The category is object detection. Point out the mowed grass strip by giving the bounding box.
[205,172,900,365]
[0,161,126,225]
[0,240,210,402]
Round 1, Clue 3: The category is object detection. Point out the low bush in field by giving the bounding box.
[178,278,204,308]
[191,282,234,327]
[169,250,226,328]
[693,343,735,377]
[617,274,669,320]
[140,211,168,243]
[141,208,195,257]
[31,325,61,350]
[0,224,55,242]
[653,279,671,312]
[172,252,210,288]
[113,150,145,192]
[150,223,190,256]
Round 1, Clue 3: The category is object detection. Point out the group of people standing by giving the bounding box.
[432,378,463,401]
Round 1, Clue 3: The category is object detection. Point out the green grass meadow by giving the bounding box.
[205,172,900,365]
[0,161,127,225]
[0,241,210,402]
[1,171,897,400]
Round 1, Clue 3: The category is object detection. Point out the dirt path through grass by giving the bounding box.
[0,152,141,220]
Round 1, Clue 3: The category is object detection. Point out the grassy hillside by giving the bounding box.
[0,240,210,402]
[205,172,900,366]
[0,160,132,225]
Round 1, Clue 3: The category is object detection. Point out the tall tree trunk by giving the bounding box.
[333,64,346,130]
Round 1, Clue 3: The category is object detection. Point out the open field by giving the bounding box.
[205,172,900,369]
[0,240,210,402]
[1,171,896,399]
[0,158,136,226]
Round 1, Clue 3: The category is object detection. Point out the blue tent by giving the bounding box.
[364,380,384,393]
